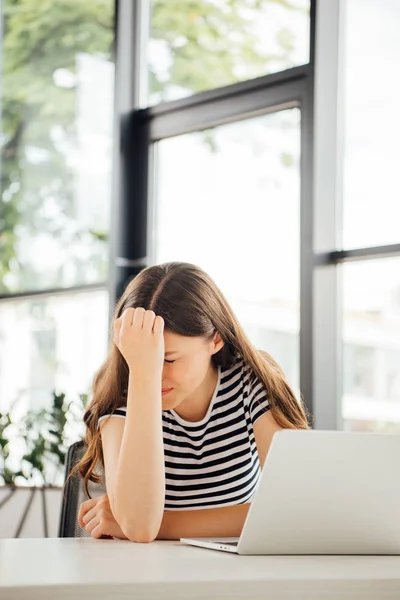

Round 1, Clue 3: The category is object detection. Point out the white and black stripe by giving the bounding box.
[98,357,270,510]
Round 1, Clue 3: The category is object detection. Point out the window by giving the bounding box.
[0,291,109,413]
[148,0,310,104]
[1,1,114,294]
[342,258,400,433]
[153,108,301,392]
[342,0,400,249]
[0,1,115,421]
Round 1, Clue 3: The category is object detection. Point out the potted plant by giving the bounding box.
[0,391,88,538]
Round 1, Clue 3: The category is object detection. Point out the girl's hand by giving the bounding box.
[114,307,165,376]
[78,494,128,540]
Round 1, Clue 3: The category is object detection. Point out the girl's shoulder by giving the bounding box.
[97,406,127,427]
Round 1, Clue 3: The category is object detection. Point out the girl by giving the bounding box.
[76,262,311,542]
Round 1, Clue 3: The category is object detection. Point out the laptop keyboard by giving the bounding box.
[220,541,239,546]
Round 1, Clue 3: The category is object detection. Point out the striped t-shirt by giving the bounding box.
[98,357,270,511]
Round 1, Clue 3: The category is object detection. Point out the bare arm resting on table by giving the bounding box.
[78,491,249,540]
[157,503,251,540]
[100,379,165,544]
[84,410,281,541]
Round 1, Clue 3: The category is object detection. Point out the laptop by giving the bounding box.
[180,429,400,555]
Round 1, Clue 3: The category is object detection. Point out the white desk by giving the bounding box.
[1,538,400,599]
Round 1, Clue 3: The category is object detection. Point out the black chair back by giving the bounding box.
[58,440,106,537]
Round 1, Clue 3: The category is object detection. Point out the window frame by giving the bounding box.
[110,0,316,420]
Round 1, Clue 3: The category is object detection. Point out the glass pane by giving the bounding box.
[148,0,310,105]
[342,258,400,433]
[153,108,301,393]
[342,0,400,249]
[0,1,115,294]
[0,290,109,485]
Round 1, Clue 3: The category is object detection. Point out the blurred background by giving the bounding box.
[0,0,399,526]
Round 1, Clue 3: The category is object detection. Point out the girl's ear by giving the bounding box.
[211,331,224,355]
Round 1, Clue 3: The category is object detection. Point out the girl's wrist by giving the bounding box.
[128,369,162,395]
[128,365,162,380]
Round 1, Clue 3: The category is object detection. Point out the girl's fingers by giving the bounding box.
[132,307,146,328]
[82,506,97,527]
[78,498,96,527]
[116,309,162,335]
[85,516,99,535]
[113,318,122,346]
[121,308,134,328]
[153,315,164,337]
[143,310,156,331]
[91,523,105,539]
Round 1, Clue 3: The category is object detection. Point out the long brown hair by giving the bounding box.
[71,261,311,498]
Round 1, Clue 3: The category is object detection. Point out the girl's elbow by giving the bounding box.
[120,516,161,543]
[124,525,158,543]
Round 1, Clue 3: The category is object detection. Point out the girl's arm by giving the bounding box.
[156,504,251,540]
[111,372,165,543]
[103,308,166,543]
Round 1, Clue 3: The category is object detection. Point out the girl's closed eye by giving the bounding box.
[164,359,175,364]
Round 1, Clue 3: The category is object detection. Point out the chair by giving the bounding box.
[58,440,107,537]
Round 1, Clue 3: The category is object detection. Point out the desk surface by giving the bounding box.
[1,538,400,599]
